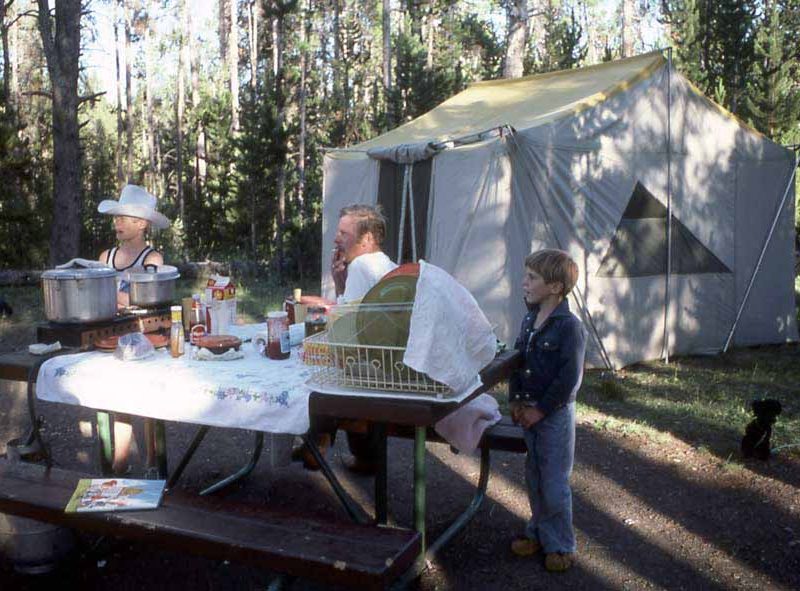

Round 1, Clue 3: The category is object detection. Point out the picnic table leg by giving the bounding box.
[301,433,370,525]
[143,418,168,480]
[375,422,388,525]
[413,426,427,555]
[166,425,210,489]
[200,431,264,496]
[425,444,490,558]
[96,411,114,476]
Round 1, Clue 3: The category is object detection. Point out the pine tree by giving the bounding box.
[743,0,800,141]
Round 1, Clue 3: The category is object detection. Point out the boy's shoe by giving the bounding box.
[510,538,542,557]
[544,552,574,572]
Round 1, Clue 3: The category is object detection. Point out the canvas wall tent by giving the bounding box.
[321,51,799,369]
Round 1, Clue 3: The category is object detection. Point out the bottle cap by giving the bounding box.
[171,305,182,312]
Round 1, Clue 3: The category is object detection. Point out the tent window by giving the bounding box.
[597,182,731,277]
[376,160,432,263]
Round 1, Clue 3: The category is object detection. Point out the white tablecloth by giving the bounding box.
[36,344,313,435]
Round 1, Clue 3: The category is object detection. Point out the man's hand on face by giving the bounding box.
[331,247,348,296]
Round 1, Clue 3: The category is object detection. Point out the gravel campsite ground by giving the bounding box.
[1,286,799,591]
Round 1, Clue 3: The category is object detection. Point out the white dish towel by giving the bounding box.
[403,260,497,393]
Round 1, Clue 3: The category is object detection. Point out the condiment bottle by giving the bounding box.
[304,306,327,338]
[266,311,290,360]
[189,293,206,344]
[170,305,185,358]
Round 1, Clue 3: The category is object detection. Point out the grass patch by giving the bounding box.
[580,347,800,460]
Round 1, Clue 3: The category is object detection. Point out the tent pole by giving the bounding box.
[722,152,800,353]
[506,134,613,369]
[661,47,673,364]
[397,165,409,263]
[408,165,418,261]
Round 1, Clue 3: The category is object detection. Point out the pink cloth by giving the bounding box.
[434,393,502,453]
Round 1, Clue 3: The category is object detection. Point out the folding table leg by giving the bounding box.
[166,425,210,489]
[374,423,388,525]
[200,431,264,496]
[96,411,114,476]
[143,418,168,479]
[399,442,492,587]
[413,426,427,554]
[301,433,370,525]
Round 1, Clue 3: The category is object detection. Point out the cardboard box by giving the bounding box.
[205,275,237,334]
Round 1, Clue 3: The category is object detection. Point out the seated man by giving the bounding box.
[297,204,397,472]
[332,204,397,302]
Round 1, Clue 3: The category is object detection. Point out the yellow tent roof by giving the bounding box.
[348,51,666,152]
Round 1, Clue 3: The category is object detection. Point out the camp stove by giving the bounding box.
[36,306,172,350]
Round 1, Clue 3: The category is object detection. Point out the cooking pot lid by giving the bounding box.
[42,267,117,280]
[123,264,180,282]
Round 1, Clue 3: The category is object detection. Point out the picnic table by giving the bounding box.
[0,337,520,587]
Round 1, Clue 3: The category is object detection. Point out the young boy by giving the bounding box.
[509,249,587,572]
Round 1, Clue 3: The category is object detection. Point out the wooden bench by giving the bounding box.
[341,415,528,454]
[0,459,420,590]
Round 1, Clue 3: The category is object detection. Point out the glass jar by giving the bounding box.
[304,306,327,338]
[170,305,185,358]
[266,310,290,360]
[189,293,206,344]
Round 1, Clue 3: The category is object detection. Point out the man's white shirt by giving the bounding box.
[340,251,398,303]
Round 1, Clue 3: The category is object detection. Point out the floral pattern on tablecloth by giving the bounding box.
[36,345,313,434]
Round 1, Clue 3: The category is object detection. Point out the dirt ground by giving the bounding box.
[1,324,799,590]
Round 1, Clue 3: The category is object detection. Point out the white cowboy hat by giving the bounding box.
[97,185,170,230]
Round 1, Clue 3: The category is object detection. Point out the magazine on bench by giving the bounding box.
[65,478,166,513]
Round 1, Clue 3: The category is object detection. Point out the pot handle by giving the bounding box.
[144,264,158,273]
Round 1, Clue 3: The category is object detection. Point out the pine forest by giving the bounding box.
[1,0,798,279]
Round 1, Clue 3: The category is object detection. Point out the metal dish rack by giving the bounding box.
[302,303,453,398]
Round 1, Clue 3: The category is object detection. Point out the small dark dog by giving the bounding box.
[0,297,12,317]
[741,399,782,460]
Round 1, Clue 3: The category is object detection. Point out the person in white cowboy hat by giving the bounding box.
[97,184,169,308]
[96,184,170,475]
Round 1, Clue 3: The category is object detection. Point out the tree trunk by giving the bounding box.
[37,0,82,265]
[9,1,19,111]
[297,0,308,209]
[115,0,124,184]
[229,0,240,131]
[529,0,547,67]
[145,1,157,193]
[1,1,11,109]
[248,0,258,90]
[381,0,392,127]
[620,0,635,58]
[188,4,205,203]
[176,0,186,233]
[124,1,133,181]
[271,4,287,270]
[503,0,528,79]
[426,6,434,70]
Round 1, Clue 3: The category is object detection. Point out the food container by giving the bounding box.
[41,267,117,323]
[125,264,180,307]
[266,311,290,360]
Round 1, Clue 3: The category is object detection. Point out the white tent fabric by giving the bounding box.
[322,52,798,368]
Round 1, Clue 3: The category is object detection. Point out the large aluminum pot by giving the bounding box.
[41,267,117,323]
[126,264,180,307]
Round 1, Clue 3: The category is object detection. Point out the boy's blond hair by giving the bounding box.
[525,249,579,297]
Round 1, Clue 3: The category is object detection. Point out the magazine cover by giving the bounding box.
[65,478,166,513]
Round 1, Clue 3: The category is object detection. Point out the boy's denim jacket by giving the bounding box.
[509,298,587,416]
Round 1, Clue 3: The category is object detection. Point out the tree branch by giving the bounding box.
[79,91,106,104]
[7,10,37,29]
[22,90,52,98]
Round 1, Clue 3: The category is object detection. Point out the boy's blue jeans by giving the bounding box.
[523,402,576,554]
